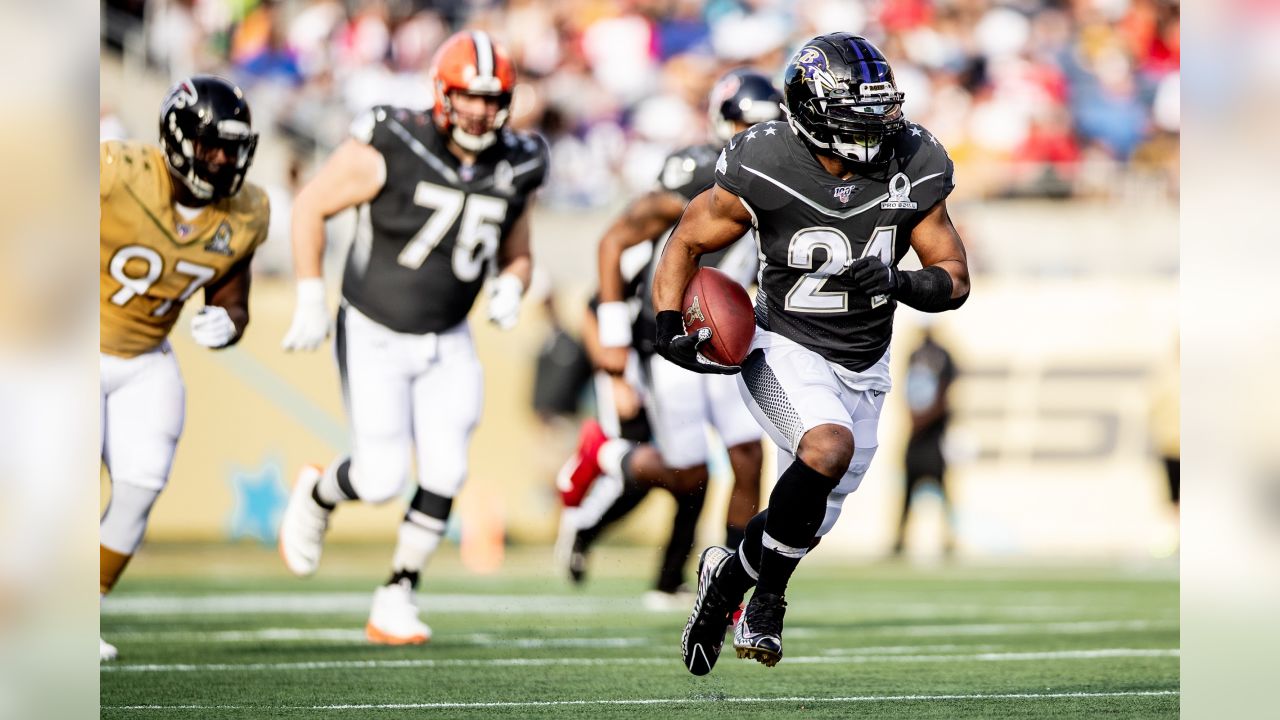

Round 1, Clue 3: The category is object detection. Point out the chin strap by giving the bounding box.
[172,167,214,201]
[449,105,508,152]
[451,127,497,152]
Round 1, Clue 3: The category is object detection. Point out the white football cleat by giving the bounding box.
[100,637,118,662]
[365,583,432,645]
[278,465,332,577]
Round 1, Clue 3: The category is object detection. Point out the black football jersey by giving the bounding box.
[341,106,549,334]
[716,119,954,372]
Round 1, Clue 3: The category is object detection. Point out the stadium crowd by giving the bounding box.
[104,0,1178,206]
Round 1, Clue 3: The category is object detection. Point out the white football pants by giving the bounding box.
[645,353,762,470]
[100,341,185,494]
[335,304,483,504]
[736,329,887,537]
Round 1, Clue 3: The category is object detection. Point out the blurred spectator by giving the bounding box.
[105,0,1179,207]
[147,0,204,80]
[254,153,306,278]
[233,0,305,88]
[894,325,958,558]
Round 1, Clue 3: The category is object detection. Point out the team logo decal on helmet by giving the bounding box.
[794,47,831,80]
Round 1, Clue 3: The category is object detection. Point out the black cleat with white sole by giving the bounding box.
[679,546,743,676]
[734,591,787,667]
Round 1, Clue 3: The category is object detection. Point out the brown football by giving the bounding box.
[681,267,755,366]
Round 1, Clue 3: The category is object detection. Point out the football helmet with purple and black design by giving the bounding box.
[781,33,906,165]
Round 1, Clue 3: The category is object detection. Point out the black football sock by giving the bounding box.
[717,509,766,600]
[655,484,707,593]
[755,458,840,597]
[313,458,358,509]
[385,488,452,587]
[575,473,650,550]
[725,523,746,551]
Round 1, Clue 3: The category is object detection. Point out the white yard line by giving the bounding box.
[101,593,641,616]
[105,628,649,648]
[789,619,1176,639]
[106,619,1174,644]
[101,648,1177,673]
[105,689,1180,711]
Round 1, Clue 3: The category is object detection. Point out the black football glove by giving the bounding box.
[849,255,899,297]
[654,310,740,375]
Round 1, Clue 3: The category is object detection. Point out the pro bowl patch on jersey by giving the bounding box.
[205,221,234,255]
[493,160,515,194]
[881,173,918,210]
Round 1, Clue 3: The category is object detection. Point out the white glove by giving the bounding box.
[281,278,331,351]
[596,301,633,349]
[487,273,524,330]
[191,305,239,348]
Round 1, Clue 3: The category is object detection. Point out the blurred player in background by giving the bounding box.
[555,70,781,607]
[893,324,958,558]
[277,30,548,645]
[100,76,267,661]
[653,34,970,673]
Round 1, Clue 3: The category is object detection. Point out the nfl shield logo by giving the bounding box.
[833,185,856,204]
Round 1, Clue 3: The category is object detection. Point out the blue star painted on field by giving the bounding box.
[228,458,288,545]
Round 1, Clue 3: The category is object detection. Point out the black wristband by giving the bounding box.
[655,310,685,346]
[892,266,961,313]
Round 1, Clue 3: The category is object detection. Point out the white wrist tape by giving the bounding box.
[596,301,633,349]
[296,277,326,305]
[492,273,525,298]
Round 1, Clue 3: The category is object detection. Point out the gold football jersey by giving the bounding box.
[100,141,269,357]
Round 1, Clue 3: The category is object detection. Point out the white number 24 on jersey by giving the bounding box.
[783,226,896,313]
[397,181,507,282]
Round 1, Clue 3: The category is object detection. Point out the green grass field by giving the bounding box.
[100,544,1178,719]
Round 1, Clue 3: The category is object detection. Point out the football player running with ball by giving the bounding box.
[653,34,970,674]
[556,69,781,604]
[277,31,547,645]
[100,76,267,661]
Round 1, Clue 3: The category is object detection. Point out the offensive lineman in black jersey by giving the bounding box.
[555,71,780,607]
[277,31,548,644]
[654,34,971,674]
